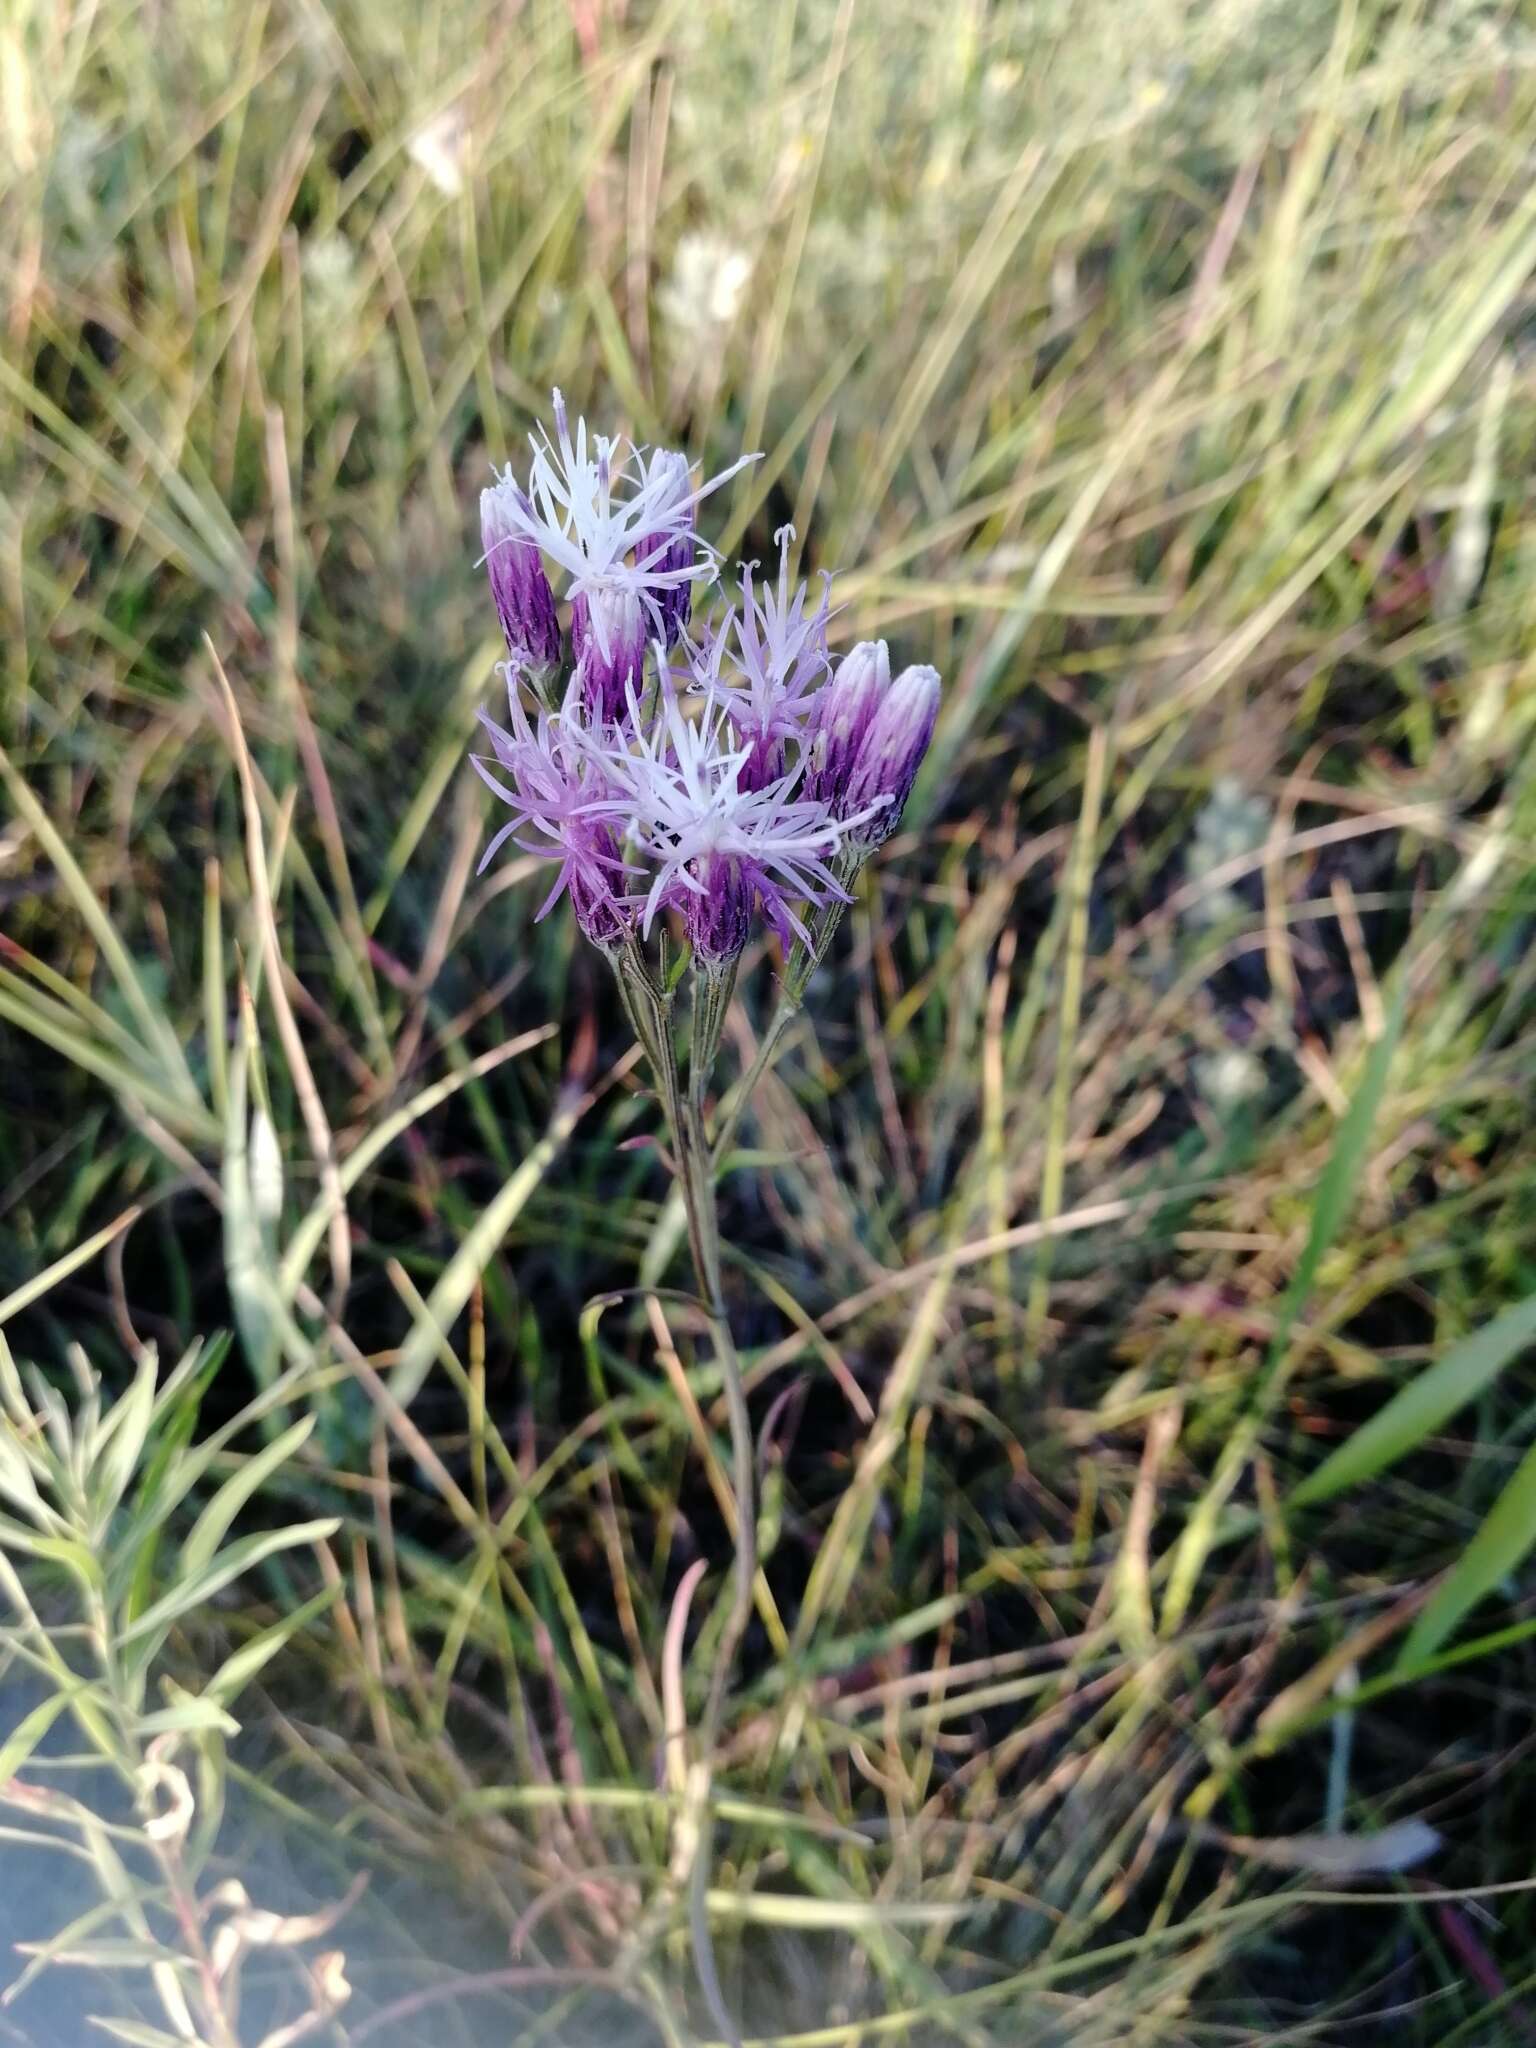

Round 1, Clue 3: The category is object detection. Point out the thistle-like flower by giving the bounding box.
[804,639,888,807]
[841,660,940,849]
[719,526,834,791]
[462,401,943,2048]
[471,672,635,948]
[470,395,939,962]
[607,685,876,952]
[500,391,752,718]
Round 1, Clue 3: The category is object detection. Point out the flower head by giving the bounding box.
[804,640,888,808]
[471,672,636,948]
[605,685,874,949]
[711,527,833,790]
[501,391,752,665]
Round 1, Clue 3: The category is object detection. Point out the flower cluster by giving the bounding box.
[472,393,940,968]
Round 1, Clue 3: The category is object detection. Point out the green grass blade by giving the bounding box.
[1291,1290,1536,1508]
[1397,1433,1536,1670]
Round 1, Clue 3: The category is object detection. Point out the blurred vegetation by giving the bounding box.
[4,0,1536,2040]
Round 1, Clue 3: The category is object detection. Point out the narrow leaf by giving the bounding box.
[1399,1433,1536,1669]
[0,1688,84,1782]
[89,2023,204,2048]
[91,1346,160,1522]
[0,1209,143,1328]
[136,1699,240,1738]
[1292,1291,1536,1507]
[120,1519,338,1653]
[180,1415,316,1577]
[204,1585,339,1708]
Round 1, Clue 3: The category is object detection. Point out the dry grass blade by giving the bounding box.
[207,640,351,1314]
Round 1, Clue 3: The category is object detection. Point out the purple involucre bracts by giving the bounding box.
[571,587,648,722]
[634,448,696,650]
[841,660,941,850]
[685,853,754,965]
[804,640,888,808]
[480,481,562,672]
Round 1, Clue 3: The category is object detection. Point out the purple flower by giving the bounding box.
[480,480,561,672]
[499,391,755,690]
[634,449,696,649]
[467,400,942,960]
[571,586,648,722]
[720,527,833,790]
[471,673,636,948]
[684,854,754,966]
[804,640,888,807]
[601,686,881,948]
[841,660,940,851]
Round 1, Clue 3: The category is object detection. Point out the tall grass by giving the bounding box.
[3,0,1536,2039]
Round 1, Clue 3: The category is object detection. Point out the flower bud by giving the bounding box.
[684,854,752,967]
[480,480,561,671]
[842,663,940,850]
[572,586,648,721]
[804,641,889,807]
[635,449,695,648]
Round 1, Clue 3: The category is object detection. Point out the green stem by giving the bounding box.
[708,882,856,1169]
[614,951,755,1735]
[614,950,755,2047]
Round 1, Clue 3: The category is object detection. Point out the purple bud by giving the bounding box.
[805,641,889,807]
[842,663,940,850]
[634,449,695,648]
[572,587,648,721]
[685,854,752,966]
[481,481,561,671]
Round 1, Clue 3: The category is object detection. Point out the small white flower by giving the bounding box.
[408,107,468,196]
[659,232,753,338]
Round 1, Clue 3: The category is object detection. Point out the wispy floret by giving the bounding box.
[471,672,636,948]
[606,685,878,949]
[712,526,833,790]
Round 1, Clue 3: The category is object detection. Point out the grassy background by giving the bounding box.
[5,0,1536,2040]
